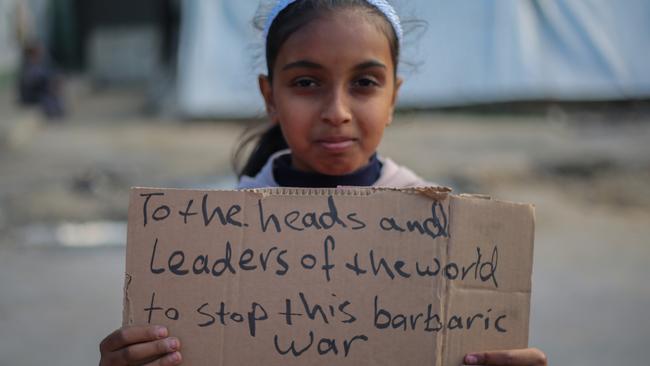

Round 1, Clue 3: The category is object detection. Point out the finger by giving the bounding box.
[100,325,168,353]
[142,351,182,366]
[112,337,180,365]
[464,348,547,366]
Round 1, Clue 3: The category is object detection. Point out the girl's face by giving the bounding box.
[260,9,401,175]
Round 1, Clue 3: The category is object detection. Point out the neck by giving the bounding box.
[273,153,382,187]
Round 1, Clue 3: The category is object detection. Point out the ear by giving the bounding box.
[387,76,403,126]
[258,74,278,123]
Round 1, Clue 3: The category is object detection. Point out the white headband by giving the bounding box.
[263,0,403,45]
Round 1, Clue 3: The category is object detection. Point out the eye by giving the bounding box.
[352,76,380,88]
[292,77,319,88]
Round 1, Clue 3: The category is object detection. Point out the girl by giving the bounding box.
[99,1,547,365]
[235,0,428,189]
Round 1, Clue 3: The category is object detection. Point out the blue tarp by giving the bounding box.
[178,0,650,118]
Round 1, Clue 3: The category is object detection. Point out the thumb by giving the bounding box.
[464,348,547,366]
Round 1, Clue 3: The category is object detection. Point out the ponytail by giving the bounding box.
[232,123,288,179]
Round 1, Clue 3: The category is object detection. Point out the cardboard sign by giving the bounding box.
[124,187,534,366]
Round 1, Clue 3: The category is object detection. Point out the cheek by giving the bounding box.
[357,103,392,134]
[276,94,317,121]
[277,113,312,151]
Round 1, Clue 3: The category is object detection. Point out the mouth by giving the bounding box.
[316,136,357,151]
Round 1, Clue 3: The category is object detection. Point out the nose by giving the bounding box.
[320,87,352,126]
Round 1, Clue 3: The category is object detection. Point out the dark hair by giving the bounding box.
[233,0,402,179]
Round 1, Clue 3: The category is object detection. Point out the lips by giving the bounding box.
[316,136,357,151]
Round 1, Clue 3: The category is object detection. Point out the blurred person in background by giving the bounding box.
[14,0,65,120]
[17,40,65,119]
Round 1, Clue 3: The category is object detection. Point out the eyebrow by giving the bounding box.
[282,60,323,71]
[281,59,387,72]
[353,60,387,71]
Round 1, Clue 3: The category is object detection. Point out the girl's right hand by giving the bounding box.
[99,325,182,366]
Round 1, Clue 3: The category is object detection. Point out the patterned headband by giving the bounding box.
[263,0,403,45]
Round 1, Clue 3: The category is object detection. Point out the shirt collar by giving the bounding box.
[273,153,382,188]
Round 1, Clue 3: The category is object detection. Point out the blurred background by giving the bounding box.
[0,0,649,365]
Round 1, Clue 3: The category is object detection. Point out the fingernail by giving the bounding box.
[166,338,179,351]
[169,351,181,362]
[155,326,168,338]
[464,354,479,364]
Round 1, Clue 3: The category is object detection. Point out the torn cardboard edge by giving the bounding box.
[122,273,133,326]
[129,185,537,206]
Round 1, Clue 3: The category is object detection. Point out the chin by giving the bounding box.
[317,161,362,176]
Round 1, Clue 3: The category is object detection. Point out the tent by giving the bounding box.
[178,0,650,118]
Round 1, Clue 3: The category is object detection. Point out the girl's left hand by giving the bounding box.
[463,348,547,366]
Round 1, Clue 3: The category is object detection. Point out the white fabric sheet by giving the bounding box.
[178,0,650,118]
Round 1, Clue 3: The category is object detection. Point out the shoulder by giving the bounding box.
[374,156,436,188]
[236,150,289,189]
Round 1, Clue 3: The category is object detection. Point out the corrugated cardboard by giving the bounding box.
[124,187,534,365]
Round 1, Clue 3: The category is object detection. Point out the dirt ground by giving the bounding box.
[1,79,649,365]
